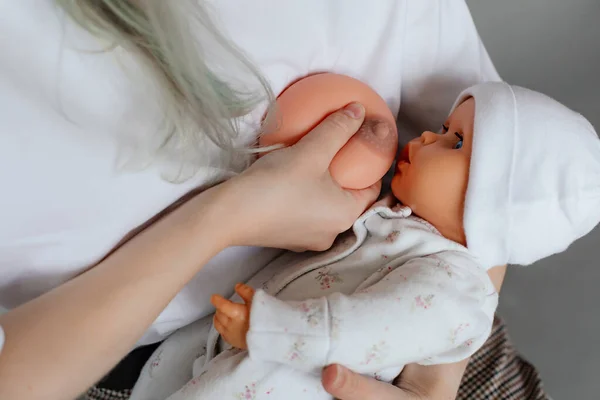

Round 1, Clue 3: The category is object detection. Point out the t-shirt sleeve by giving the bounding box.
[397,0,502,143]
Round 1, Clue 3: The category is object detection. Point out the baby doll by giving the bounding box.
[134,82,600,400]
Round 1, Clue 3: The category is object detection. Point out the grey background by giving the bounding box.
[466,1,600,399]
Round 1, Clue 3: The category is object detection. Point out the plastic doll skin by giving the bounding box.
[213,98,476,348]
[259,73,398,190]
[211,283,254,350]
[392,98,474,246]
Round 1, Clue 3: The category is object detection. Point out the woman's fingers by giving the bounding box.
[322,364,413,400]
[295,102,365,167]
[222,102,388,251]
[394,360,469,399]
[346,180,382,213]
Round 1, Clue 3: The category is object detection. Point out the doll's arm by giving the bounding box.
[245,252,498,375]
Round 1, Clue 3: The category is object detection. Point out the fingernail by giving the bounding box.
[331,364,343,388]
[343,102,364,119]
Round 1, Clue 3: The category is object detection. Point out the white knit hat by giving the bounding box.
[449,82,600,268]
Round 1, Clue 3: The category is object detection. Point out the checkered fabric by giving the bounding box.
[83,316,548,400]
[457,317,549,400]
[80,387,131,400]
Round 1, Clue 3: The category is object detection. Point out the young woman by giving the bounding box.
[0,1,544,399]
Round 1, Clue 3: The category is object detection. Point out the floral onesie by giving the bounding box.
[132,205,498,400]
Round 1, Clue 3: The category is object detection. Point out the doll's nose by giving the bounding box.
[420,131,438,145]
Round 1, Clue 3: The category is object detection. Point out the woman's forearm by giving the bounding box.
[0,105,382,400]
[0,188,232,400]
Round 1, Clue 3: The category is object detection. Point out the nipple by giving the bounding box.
[354,119,397,154]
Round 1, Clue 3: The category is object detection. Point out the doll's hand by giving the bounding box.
[210,283,255,350]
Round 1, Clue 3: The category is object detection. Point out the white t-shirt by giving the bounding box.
[0,0,500,350]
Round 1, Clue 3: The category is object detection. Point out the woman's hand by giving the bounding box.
[322,362,469,400]
[217,102,383,251]
[322,265,507,400]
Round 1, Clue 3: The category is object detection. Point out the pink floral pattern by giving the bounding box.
[385,230,401,243]
[414,294,435,310]
[235,382,257,400]
[297,301,323,327]
[149,349,163,375]
[437,262,453,278]
[315,268,343,290]
[450,323,471,345]
[376,265,394,274]
[288,339,306,362]
[361,341,389,365]
[181,372,207,394]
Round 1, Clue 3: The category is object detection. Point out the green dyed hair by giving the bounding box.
[56,0,275,178]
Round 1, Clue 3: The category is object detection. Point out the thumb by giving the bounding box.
[322,364,409,400]
[294,102,365,166]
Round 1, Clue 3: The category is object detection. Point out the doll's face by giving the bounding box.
[391,98,475,245]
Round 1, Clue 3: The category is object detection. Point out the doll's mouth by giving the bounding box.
[396,145,411,174]
[399,145,411,164]
[396,160,408,174]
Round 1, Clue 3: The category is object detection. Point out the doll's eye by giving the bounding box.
[453,132,464,149]
[441,124,449,133]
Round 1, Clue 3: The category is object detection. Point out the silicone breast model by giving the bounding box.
[259,73,398,189]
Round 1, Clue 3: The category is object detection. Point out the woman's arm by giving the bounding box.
[0,103,380,400]
[0,188,231,400]
[322,264,507,400]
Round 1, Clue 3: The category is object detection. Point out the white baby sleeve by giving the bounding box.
[246,252,497,375]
